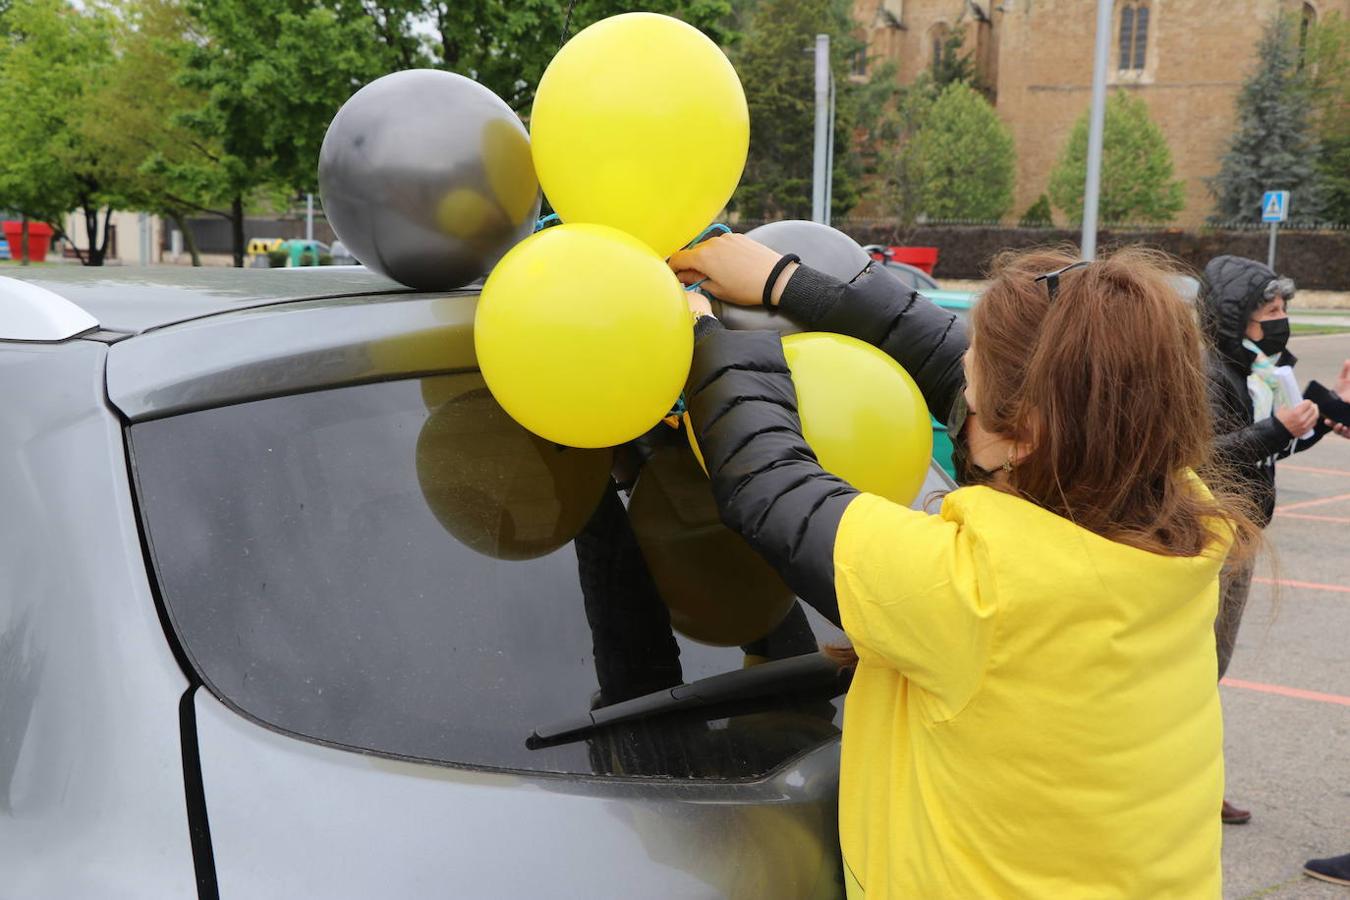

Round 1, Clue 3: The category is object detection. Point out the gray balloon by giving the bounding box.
[319,70,541,291]
[710,220,871,334]
[747,219,872,281]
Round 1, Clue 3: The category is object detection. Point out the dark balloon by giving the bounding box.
[319,70,541,291]
[628,445,796,647]
[415,374,612,560]
[711,220,872,334]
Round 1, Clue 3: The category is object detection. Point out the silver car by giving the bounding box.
[1,268,952,899]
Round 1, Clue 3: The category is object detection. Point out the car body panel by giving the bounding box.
[877,261,940,293]
[0,266,407,335]
[195,690,844,899]
[106,292,478,421]
[0,340,197,899]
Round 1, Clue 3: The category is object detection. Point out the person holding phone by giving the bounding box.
[1197,255,1350,825]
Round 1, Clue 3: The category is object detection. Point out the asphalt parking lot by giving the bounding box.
[1221,331,1350,899]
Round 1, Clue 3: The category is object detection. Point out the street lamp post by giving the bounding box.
[812,34,830,225]
[1081,0,1115,260]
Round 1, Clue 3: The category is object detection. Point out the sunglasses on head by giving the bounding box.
[1033,260,1090,301]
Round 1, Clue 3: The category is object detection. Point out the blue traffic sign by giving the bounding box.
[1262,190,1290,223]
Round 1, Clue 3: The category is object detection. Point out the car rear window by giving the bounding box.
[130,374,949,779]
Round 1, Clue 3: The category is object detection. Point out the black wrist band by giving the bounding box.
[763,254,800,309]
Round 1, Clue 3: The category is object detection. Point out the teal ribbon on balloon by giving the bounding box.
[667,223,729,419]
[681,223,730,294]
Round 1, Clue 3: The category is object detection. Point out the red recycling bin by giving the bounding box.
[2,221,54,262]
[887,246,939,275]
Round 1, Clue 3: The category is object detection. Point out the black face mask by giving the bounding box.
[1256,318,1290,357]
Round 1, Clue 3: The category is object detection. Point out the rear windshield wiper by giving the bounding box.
[526,651,849,749]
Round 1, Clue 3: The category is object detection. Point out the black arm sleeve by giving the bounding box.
[686,321,858,626]
[1215,418,1294,465]
[1207,364,1295,466]
[1278,381,1336,458]
[777,262,969,429]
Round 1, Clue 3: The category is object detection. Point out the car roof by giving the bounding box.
[1,265,413,335]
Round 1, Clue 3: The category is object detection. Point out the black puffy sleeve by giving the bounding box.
[777,262,969,429]
[685,319,858,625]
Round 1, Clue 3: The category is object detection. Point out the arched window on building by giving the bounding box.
[1298,3,1317,71]
[1118,2,1150,71]
[930,23,950,75]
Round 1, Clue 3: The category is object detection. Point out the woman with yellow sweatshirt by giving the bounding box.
[668,240,1258,898]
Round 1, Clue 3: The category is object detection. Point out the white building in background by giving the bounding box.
[61,209,181,265]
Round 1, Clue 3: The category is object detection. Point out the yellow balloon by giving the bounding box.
[530,13,749,257]
[415,374,612,560]
[628,445,796,647]
[685,334,932,504]
[475,223,693,448]
[783,333,932,506]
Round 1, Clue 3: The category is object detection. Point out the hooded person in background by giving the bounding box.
[1197,255,1350,825]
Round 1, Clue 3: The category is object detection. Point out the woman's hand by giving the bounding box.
[668,234,798,307]
[1276,399,1319,436]
[687,290,713,318]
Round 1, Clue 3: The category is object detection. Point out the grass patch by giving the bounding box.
[1291,323,1350,336]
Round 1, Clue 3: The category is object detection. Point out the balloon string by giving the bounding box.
[681,222,730,293]
[534,213,563,232]
[560,0,578,47]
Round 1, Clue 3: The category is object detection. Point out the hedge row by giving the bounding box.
[857,224,1350,290]
[740,222,1350,290]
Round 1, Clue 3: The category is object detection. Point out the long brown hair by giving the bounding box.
[969,246,1260,559]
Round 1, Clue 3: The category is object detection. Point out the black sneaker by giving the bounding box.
[1304,853,1350,887]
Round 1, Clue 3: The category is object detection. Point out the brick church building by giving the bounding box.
[851,0,1346,225]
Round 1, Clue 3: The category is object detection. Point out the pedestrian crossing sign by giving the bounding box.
[1262,190,1289,223]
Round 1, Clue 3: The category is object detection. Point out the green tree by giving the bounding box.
[1303,12,1350,222]
[863,73,938,233]
[0,0,122,264]
[911,81,1013,221]
[1048,91,1184,224]
[79,0,228,265]
[731,0,875,220]
[167,1,399,265]
[362,1,734,113]
[171,1,733,265]
[932,27,981,93]
[1210,15,1326,223]
[1019,194,1053,227]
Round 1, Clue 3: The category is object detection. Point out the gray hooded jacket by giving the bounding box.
[1198,255,1326,526]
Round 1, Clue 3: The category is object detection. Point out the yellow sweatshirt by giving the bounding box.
[834,486,1226,899]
